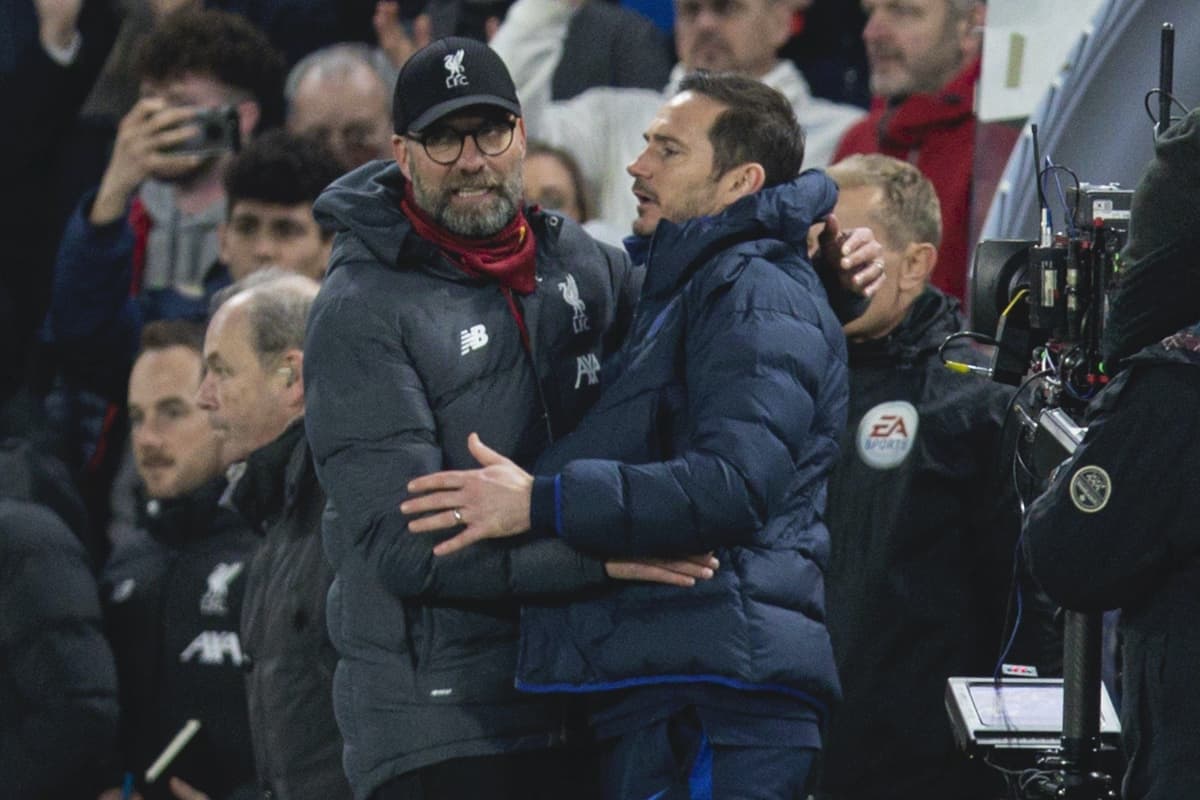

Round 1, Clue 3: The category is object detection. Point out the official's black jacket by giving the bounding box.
[304,161,639,797]
[101,477,258,800]
[231,420,350,800]
[1025,320,1200,800]
[821,288,1057,798]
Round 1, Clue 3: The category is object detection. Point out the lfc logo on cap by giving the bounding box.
[444,49,468,89]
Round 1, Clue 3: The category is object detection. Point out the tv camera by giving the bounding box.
[944,21,1187,800]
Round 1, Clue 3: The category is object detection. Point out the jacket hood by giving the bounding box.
[313,160,415,276]
[1101,106,1200,369]
[848,287,963,368]
[642,170,838,300]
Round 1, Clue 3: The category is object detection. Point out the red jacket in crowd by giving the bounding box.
[834,59,1008,303]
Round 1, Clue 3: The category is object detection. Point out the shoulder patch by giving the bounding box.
[856,401,919,470]
[1069,465,1111,513]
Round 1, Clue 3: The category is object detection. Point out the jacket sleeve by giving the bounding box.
[1023,363,1200,611]
[0,503,119,796]
[551,258,844,557]
[304,286,608,602]
[48,191,144,398]
[489,0,572,114]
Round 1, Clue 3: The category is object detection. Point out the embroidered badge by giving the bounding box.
[444,49,468,89]
[557,274,590,333]
[856,401,919,470]
[1069,465,1111,513]
[200,562,244,615]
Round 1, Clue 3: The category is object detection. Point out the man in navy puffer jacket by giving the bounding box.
[404,71,855,799]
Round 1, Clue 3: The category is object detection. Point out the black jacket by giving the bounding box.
[304,161,638,797]
[821,288,1058,798]
[101,477,258,800]
[0,439,119,798]
[231,420,350,800]
[1025,321,1200,800]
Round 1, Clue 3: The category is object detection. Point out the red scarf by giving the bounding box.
[401,184,537,294]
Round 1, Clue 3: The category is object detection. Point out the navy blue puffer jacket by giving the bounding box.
[518,171,848,716]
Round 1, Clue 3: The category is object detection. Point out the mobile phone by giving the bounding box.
[165,106,240,157]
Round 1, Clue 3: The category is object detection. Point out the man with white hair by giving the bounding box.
[286,44,393,170]
[196,270,350,800]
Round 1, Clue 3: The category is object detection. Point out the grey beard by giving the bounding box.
[413,168,524,239]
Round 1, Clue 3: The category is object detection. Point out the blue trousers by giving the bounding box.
[601,707,818,800]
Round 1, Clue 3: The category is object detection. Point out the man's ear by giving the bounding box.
[274,349,305,396]
[393,134,412,181]
[718,162,766,207]
[960,2,986,63]
[898,242,937,292]
[236,99,260,141]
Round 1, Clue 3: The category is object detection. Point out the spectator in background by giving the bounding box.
[220,130,342,280]
[0,0,118,399]
[49,126,334,555]
[196,270,351,800]
[98,320,257,800]
[0,439,118,800]
[285,43,394,171]
[52,8,285,332]
[817,154,1057,799]
[490,0,864,233]
[833,0,1007,303]
[780,0,871,108]
[211,0,381,68]
[524,141,589,223]
[541,0,672,101]
[44,8,285,537]
[524,140,626,246]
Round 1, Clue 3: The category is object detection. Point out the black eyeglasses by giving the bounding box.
[409,118,517,165]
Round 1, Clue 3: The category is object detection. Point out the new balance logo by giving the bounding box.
[460,324,489,355]
[575,353,601,388]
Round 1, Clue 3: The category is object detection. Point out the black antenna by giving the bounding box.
[1031,123,1046,209]
[1158,23,1175,136]
[1031,123,1051,245]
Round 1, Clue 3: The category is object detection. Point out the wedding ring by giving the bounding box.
[453,508,464,524]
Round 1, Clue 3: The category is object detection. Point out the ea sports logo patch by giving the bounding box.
[856,401,919,470]
[1069,465,1111,513]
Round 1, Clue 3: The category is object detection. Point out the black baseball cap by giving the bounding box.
[393,37,521,135]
